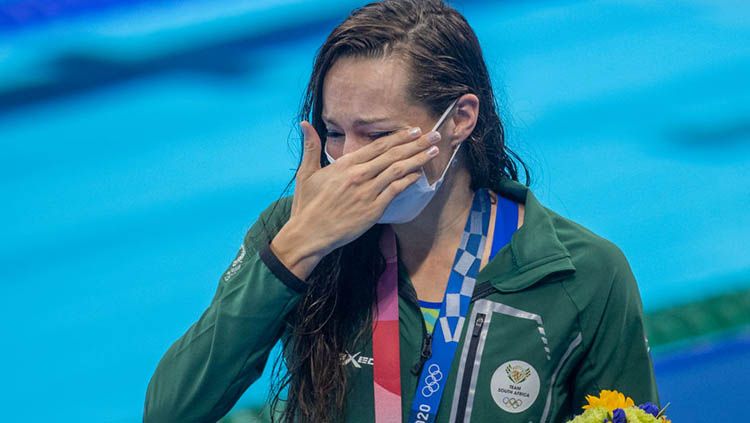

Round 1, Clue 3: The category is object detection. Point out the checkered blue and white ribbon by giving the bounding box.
[409,188,491,423]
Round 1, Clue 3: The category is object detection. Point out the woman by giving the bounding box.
[144,1,659,422]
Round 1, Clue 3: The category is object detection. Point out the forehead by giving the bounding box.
[322,55,414,124]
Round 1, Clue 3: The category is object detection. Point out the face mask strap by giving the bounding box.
[426,98,462,187]
[427,142,461,188]
[430,98,460,133]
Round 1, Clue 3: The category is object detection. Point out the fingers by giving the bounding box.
[298,121,322,179]
[369,144,440,195]
[340,126,423,165]
[355,130,442,181]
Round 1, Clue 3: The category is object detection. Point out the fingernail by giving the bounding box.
[427,131,441,144]
[427,146,439,157]
[409,127,422,137]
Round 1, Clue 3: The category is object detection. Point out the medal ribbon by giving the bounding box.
[372,188,519,422]
[405,188,490,422]
[372,223,402,422]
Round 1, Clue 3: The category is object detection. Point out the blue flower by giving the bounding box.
[612,408,626,423]
[639,402,659,417]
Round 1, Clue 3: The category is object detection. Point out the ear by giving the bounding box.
[448,93,480,147]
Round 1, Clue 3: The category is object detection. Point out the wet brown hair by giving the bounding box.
[268,1,530,421]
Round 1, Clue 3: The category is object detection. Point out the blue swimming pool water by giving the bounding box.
[1,0,748,421]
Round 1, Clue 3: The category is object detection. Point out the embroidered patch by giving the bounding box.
[490,360,540,413]
[223,244,246,282]
[340,350,374,368]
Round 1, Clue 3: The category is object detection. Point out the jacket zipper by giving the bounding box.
[411,284,433,375]
[450,281,545,420]
[452,274,568,419]
[407,282,495,378]
[405,280,556,412]
[399,260,435,377]
[471,282,496,302]
[411,332,433,375]
[453,312,486,422]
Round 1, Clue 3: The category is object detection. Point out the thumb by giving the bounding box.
[298,120,322,178]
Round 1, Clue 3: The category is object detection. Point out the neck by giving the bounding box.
[391,164,474,268]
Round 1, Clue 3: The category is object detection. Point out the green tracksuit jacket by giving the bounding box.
[144,178,659,422]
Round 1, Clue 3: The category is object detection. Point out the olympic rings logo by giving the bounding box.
[503,397,523,409]
[421,364,444,397]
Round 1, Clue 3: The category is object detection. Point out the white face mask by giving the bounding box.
[324,98,460,224]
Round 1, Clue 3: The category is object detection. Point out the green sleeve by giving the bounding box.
[571,246,660,410]
[143,196,306,422]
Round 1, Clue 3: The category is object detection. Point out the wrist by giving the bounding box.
[270,219,325,280]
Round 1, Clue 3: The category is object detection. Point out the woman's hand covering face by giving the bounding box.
[289,121,442,256]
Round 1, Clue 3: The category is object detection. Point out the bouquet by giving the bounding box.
[566,390,671,423]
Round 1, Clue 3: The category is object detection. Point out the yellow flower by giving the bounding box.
[582,390,635,411]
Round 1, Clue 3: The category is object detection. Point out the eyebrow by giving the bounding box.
[322,115,394,127]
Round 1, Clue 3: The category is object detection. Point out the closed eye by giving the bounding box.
[325,130,396,140]
[369,130,396,140]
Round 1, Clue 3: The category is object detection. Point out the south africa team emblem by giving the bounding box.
[491,360,540,413]
[506,363,531,384]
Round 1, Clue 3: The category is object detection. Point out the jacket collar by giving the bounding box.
[476,179,576,292]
